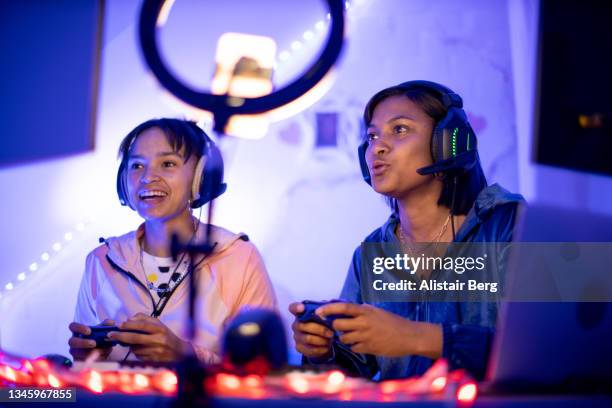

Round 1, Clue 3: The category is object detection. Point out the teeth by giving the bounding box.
[139,190,167,199]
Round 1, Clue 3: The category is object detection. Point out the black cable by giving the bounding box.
[120,217,202,364]
[121,349,132,363]
[192,242,217,269]
[450,176,458,241]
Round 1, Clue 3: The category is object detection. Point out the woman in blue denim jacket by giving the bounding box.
[290,81,524,380]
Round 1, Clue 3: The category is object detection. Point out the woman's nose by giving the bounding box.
[141,168,160,183]
[371,137,389,156]
[366,139,389,167]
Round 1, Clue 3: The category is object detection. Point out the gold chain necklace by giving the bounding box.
[396,214,451,279]
[396,213,451,248]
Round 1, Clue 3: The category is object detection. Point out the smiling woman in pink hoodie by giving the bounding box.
[68,118,277,363]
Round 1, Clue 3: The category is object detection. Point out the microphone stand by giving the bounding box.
[172,194,216,408]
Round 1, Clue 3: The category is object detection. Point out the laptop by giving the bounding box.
[487,204,612,391]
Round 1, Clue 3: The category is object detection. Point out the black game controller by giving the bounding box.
[76,325,148,348]
[296,300,351,330]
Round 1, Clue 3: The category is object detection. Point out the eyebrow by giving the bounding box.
[128,151,183,160]
[367,115,417,129]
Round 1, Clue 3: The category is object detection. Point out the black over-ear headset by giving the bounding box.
[358,80,478,185]
[116,122,227,209]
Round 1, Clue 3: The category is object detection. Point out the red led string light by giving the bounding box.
[0,351,476,403]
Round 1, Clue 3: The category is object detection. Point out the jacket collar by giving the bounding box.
[104,220,246,273]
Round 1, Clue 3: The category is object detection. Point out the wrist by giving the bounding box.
[412,321,443,359]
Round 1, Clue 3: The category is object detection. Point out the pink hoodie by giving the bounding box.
[74,222,277,363]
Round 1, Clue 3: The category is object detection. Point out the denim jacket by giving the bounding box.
[314,184,524,380]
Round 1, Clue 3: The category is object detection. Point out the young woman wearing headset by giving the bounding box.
[290,81,523,380]
[68,118,277,363]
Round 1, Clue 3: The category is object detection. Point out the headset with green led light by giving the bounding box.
[357,80,479,239]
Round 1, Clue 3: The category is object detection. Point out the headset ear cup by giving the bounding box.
[432,108,464,162]
[116,163,125,205]
[123,170,135,210]
[121,170,129,208]
[442,107,472,158]
[357,141,371,185]
[430,124,443,163]
[116,161,135,210]
[191,141,227,208]
[191,156,206,205]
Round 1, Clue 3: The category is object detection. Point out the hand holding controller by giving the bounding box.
[296,300,351,330]
[289,300,351,360]
[75,325,148,348]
